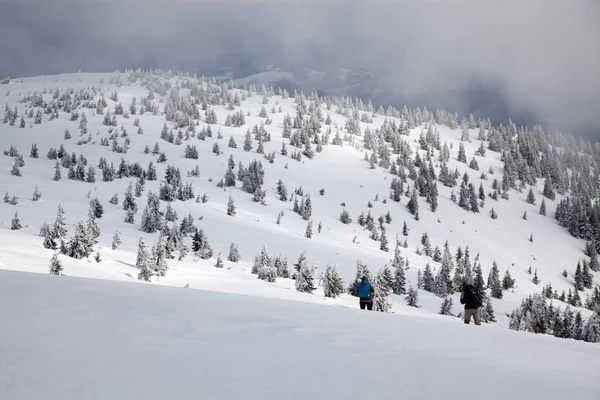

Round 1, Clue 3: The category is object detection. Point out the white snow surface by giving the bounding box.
[2,269,599,400]
[0,71,596,326]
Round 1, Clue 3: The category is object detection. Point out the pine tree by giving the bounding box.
[323,265,344,298]
[440,297,453,315]
[32,186,42,201]
[391,249,406,295]
[582,261,593,289]
[227,242,241,262]
[502,269,515,290]
[305,220,313,238]
[49,252,63,275]
[295,262,315,293]
[152,235,169,276]
[540,198,547,216]
[215,254,224,269]
[488,261,503,298]
[375,270,393,312]
[379,228,389,252]
[422,263,434,292]
[227,196,236,216]
[407,188,419,219]
[457,143,467,163]
[137,250,153,282]
[10,212,22,230]
[405,286,420,307]
[543,176,556,200]
[532,269,540,285]
[481,298,497,323]
[135,238,148,269]
[402,221,409,236]
[111,231,121,250]
[66,220,94,259]
[339,209,352,224]
[53,160,61,181]
[526,188,536,205]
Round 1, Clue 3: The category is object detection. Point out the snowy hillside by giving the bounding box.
[2,270,600,400]
[1,70,599,340]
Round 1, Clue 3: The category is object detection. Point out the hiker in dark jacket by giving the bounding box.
[356,276,375,310]
[460,280,483,325]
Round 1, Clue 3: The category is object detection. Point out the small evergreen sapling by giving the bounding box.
[532,269,540,285]
[439,297,453,315]
[227,196,236,216]
[49,253,64,275]
[215,254,224,268]
[305,220,313,238]
[405,286,420,307]
[112,231,121,250]
[10,212,22,230]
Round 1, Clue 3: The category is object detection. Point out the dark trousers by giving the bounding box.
[359,300,373,310]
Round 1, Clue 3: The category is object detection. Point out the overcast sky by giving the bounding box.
[1,0,599,137]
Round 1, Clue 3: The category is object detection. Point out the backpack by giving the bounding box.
[468,286,483,308]
[357,282,371,298]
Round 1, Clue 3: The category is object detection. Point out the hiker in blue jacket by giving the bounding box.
[357,276,375,310]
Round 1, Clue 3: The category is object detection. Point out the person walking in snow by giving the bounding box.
[357,276,375,310]
[460,280,483,325]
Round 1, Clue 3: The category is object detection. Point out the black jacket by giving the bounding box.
[460,284,482,309]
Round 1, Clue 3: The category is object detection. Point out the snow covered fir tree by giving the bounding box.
[0,68,599,347]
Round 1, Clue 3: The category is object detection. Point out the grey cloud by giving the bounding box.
[1,0,599,136]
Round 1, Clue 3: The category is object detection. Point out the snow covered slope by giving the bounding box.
[2,269,599,400]
[0,71,597,331]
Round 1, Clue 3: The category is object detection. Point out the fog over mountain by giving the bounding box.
[1,0,599,137]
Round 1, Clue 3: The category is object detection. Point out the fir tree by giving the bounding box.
[405,286,420,307]
[339,209,352,224]
[377,227,388,251]
[402,221,409,236]
[152,235,169,276]
[392,250,406,295]
[543,176,556,200]
[540,198,547,216]
[10,212,22,230]
[32,186,42,201]
[422,263,435,292]
[502,269,515,290]
[137,251,153,282]
[227,242,241,262]
[440,297,453,315]
[111,231,121,250]
[526,188,536,205]
[295,261,316,293]
[582,261,593,289]
[323,265,344,298]
[53,160,61,181]
[49,252,64,275]
[135,238,149,269]
[488,261,503,298]
[532,269,540,285]
[66,220,94,259]
[215,254,224,269]
[481,298,497,323]
[457,142,467,163]
[305,220,313,238]
[227,196,236,216]
[375,270,393,313]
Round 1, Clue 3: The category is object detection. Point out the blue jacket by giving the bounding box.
[357,280,374,300]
